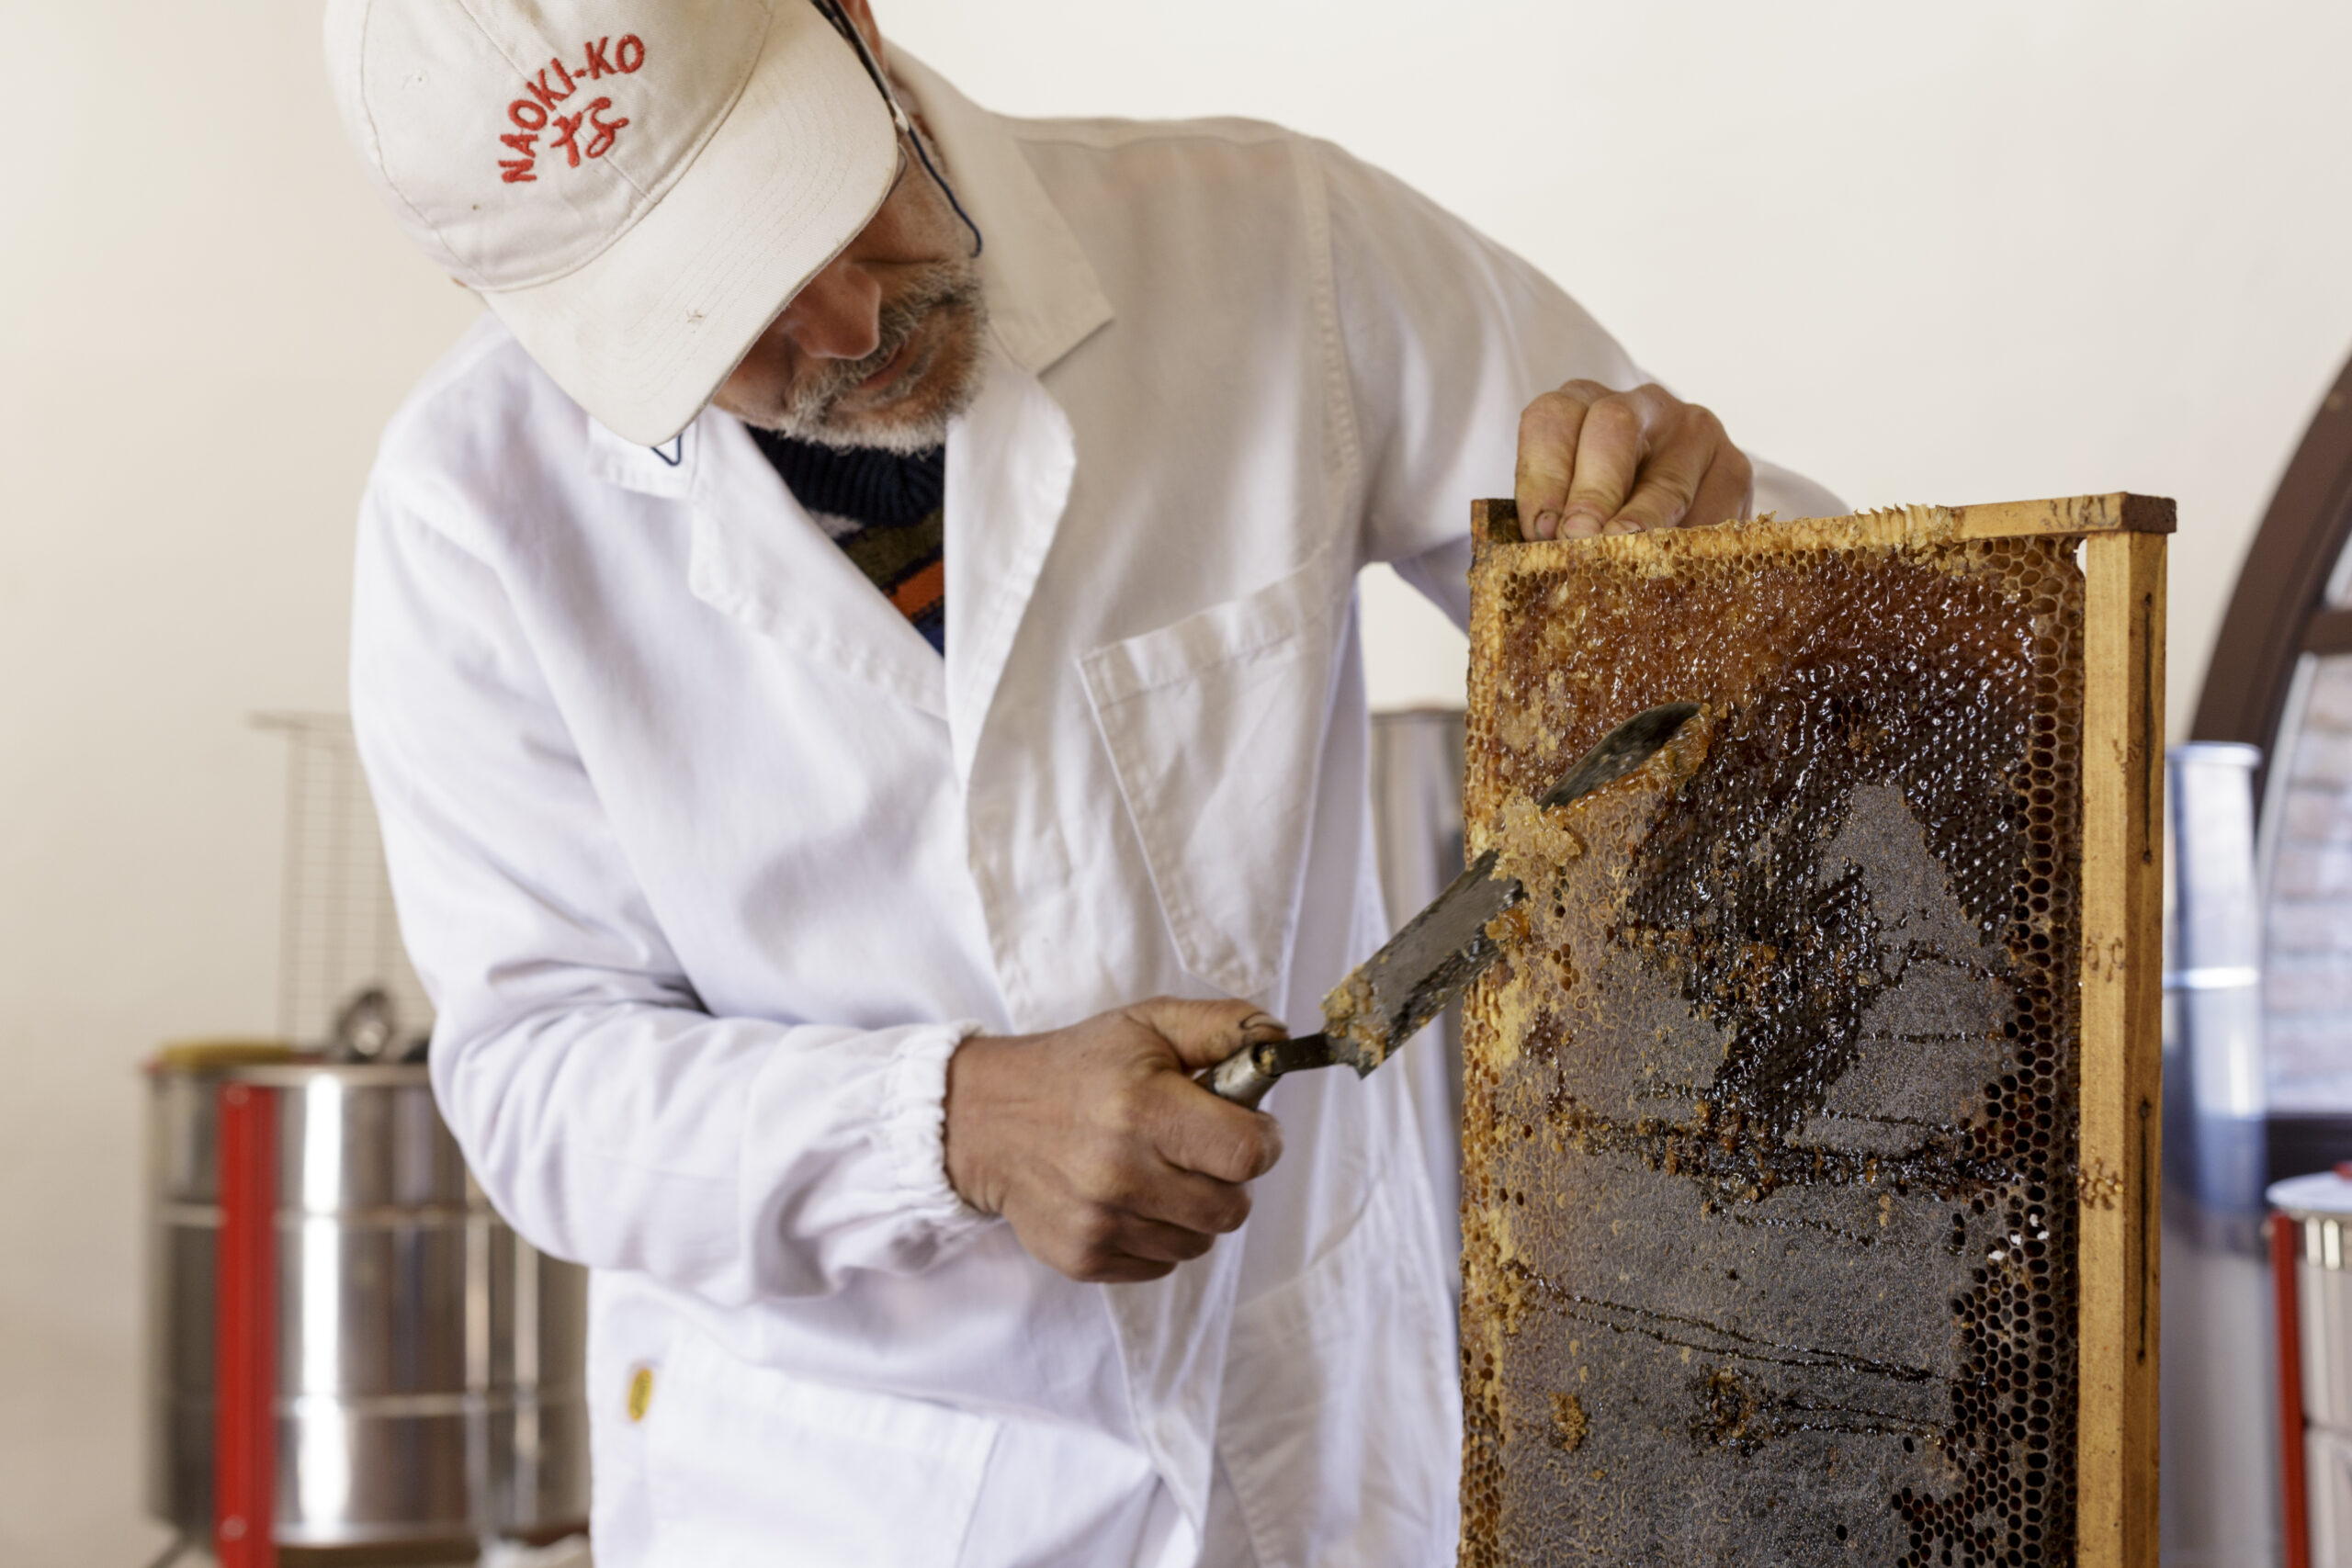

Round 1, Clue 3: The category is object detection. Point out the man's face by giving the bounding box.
[714,131,987,454]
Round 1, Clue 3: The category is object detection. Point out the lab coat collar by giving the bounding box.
[672,339,1077,739]
[684,414,952,718]
[884,57,1098,777]
[943,341,1078,784]
[889,51,1114,379]
[592,55,1097,738]
[584,412,702,497]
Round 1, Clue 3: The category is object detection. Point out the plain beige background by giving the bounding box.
[6,3,2351,1562]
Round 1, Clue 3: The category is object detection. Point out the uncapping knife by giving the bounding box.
[1204,702,1700,1109]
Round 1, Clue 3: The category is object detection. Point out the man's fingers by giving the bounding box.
[1560,387,1665,537]
[1124,1156,1256,1236]
[1126,996,1285,1072]
[1111,1213,1221,1266]
[1603,411,1714,535]
[1071,1256,1176,1284]
[1603,461,1700,536]
[1022,1201,1222,1282]
[1604,406,1741,535]
[1680,446,1755,532]
[1145,1074,1283,1183]
[1028,1215,1180,1284]
[1513,381,1751,541]
[1514,389,1591,541]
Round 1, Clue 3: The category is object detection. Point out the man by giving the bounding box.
[327,1,1838,1562]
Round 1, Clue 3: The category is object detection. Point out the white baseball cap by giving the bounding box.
[325,0,900,445]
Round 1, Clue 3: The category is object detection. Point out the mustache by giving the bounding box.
[781,265,981,427]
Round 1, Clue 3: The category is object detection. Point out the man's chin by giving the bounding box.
[747,288,989,454]
[794,402,953,456]
[802,346,982,454]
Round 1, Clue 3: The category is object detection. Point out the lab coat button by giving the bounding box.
[628,1365,654,1423]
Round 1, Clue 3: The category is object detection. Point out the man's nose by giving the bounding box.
[778,260,883,362]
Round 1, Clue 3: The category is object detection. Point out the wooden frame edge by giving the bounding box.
[2076,529,2166,1568]
[1952,494,2177,539]
[1470,493,2176,545]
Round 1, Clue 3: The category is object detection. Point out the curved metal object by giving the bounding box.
[145,1059,590,1550]
[1535,701,1701,809]
[326,987,400,1063]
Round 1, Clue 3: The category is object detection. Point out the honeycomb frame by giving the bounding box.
[1457,495,2167,1567]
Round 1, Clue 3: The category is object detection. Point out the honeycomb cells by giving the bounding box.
[1458,519,2085,1567]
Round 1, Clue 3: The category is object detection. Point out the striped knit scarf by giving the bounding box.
[748,426,946,654]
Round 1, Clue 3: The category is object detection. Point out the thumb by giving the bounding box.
[1126,997,1288,1072]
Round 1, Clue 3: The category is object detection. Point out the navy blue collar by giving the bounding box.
[745,427,944,529]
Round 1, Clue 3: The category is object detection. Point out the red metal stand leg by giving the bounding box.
[2275,1212,2312,1568]
[215,1082,277,1568]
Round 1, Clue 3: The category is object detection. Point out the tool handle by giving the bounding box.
[1203,1032,1332,1109]
[1204,1043,1281,1109]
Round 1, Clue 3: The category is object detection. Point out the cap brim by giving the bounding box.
[481,4,899,446]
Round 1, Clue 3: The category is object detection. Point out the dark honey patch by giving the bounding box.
[1460,532,2084,1567]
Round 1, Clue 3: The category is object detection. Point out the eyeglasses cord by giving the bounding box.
[808,0,985,259]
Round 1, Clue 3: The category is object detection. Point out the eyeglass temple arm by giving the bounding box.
[806,0,985,259]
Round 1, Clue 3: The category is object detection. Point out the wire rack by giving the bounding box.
[253,713,434,1050]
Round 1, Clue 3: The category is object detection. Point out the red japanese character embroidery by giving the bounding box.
[583,99,630,159]
[550,97,628,166]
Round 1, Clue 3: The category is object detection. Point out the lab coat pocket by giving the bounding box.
[1216,1177,1458,1568]
[645,1327,1001,1568]
[1080,547,1347,1006]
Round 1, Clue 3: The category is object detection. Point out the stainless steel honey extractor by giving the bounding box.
[145,1059,590,1552]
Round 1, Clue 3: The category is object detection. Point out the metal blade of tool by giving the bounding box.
[1204,702,1700,1107]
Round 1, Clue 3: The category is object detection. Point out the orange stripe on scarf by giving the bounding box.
[889,558,945,619]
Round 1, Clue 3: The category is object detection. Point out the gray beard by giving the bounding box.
[759,266,989,454]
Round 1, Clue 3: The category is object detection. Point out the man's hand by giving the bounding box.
[944,998,1287,1284]
[1515,379,1754,540]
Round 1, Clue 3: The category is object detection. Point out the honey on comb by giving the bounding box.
[1460,520,2085,1566]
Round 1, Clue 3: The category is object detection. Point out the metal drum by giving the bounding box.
[2272,1170,2352,1565]
[145,1057,590,1552]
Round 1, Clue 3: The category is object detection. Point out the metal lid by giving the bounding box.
[151,1039,295,1072]
[2268,1169,2352,1218]
[145,1050,430,1089]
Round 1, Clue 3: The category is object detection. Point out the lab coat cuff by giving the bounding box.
[880,1021,991,1234]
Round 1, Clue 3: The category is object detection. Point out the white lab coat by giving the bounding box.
[352,55,1838,1568]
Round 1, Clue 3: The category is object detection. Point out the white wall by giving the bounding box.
[884,0,2352,723]
[6,3,2351,1562]
[2,6,482,1564]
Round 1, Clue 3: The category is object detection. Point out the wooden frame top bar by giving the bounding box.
[1473,492,2177,546]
